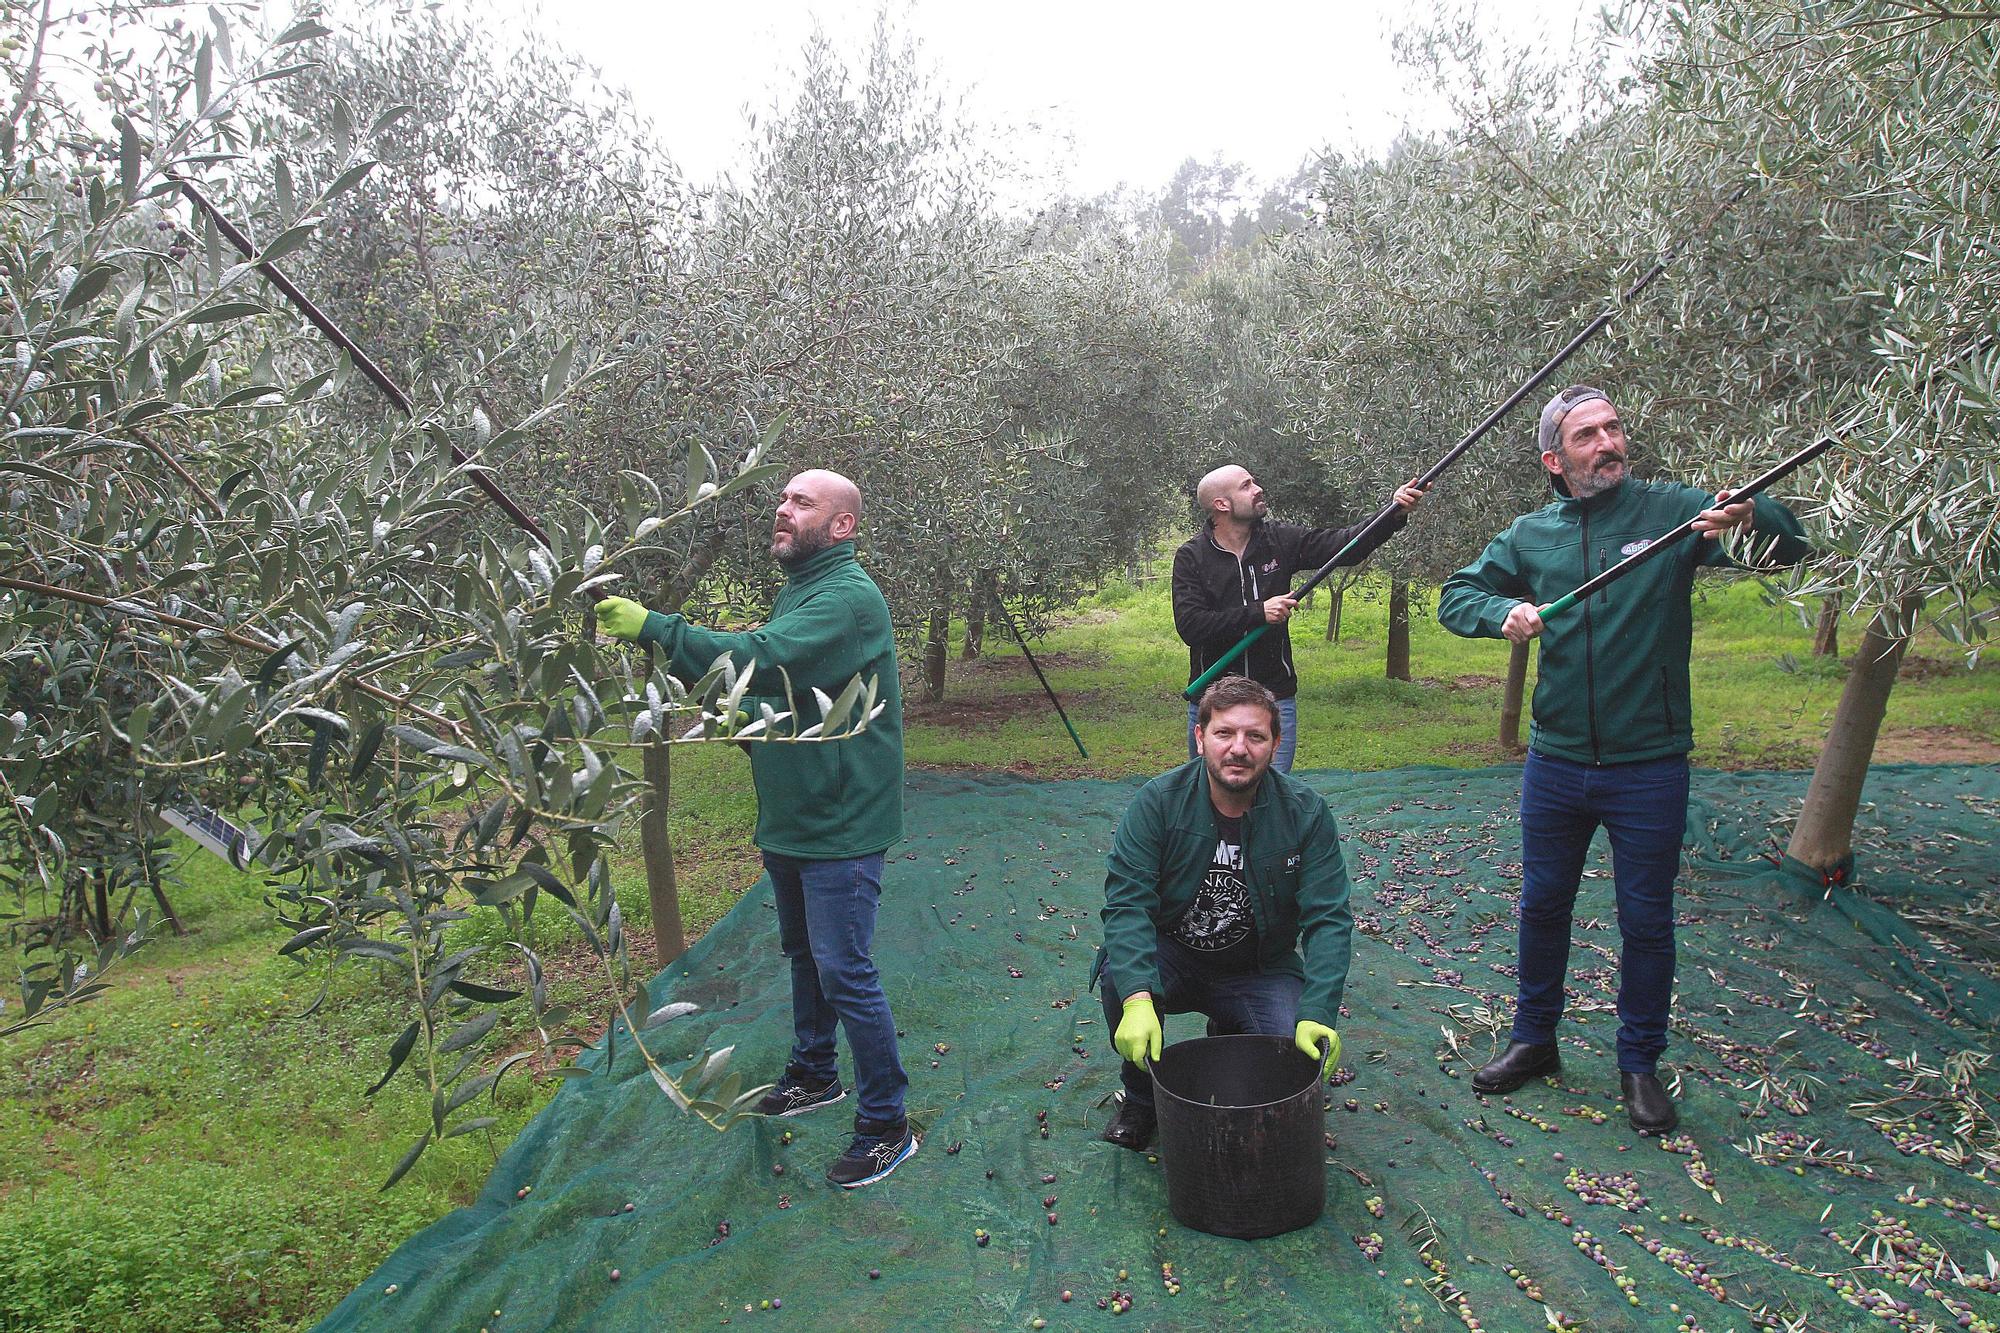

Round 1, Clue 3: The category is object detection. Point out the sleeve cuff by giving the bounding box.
[638,610,678,650]
[1109,969,1160,1003]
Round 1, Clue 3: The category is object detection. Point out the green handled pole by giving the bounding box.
[1183,186,1751,703]
[1183,624,1273,701]
[1537,434,1837,621]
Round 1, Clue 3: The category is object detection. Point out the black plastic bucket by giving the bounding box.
[1150,1034,1325,1238]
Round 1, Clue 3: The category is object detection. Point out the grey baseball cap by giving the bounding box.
[1538,384,1610,454]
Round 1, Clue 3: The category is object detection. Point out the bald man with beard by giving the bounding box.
[595,469,917,1188]
[1171,466,1425,771]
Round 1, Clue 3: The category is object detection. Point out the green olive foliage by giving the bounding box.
[10,0,1998,1171]
[1627,0,2000,643]
[0,5,809,1184]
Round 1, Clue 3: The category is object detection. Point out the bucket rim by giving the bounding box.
[1149,1033,1321,1112]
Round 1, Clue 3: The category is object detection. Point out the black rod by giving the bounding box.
[168,171,551,546]
[1539,434,1836,619]
[999,601,1088,760]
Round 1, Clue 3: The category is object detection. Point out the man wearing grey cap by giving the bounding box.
[1437,385,1809,1133]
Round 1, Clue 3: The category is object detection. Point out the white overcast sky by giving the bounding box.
[486,1,1599,199]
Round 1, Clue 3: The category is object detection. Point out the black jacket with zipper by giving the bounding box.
[1172,513,1406,700]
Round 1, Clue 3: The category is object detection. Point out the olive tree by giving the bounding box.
[0,4,829,1182]
[942,211,1209,665]
[1279,89,1608,696]
[265,7,750,606]
[672,27,1209,702]
[1174,228,1368,642]
[1622,0,2000,877]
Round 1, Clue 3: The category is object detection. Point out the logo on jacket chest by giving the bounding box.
[1259,559,1281,575]
[1284,853,1301,871]
[1619,538,1654,557]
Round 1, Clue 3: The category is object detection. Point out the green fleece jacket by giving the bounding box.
[637,542,903,858]
[1099,760,1354,1027]
[1437,478,1809,765]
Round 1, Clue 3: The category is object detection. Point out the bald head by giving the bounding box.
[1195,464,1266,526]
[789,468,862,523]
[772,468,863,567]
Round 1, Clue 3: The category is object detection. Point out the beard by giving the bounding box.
[1204,752,1267,793]
[1562,454,1627,500]
[771,516,839,568]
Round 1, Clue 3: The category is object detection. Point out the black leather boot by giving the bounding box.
[1471,1041,1561,1094]
[1621,1071,1678,1134]
[1102,1096,1157,1150]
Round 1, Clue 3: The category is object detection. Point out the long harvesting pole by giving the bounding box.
[168,171,551,546]
[1182,186,1751,703]
[998,602,1088,760]
[1536,434,1837,620]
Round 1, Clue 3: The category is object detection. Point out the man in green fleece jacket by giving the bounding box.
[594,469,915,1188]
[1094,675,1353,1151]
[1438,385,1809,1134]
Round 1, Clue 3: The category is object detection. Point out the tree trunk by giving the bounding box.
[1325,583,1344,642]
[138,813,184,936]
[1499,638,1530,752]
[93,868,111,941]
[658,522,732,611]
[640,738,685,966]
[962,572,992,660]
[1812,595,1840,657]
[1785,595,1922,878]
[924,592,950,702]
[1385,578,1411,681]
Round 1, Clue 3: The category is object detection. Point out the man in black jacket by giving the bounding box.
[1172,465,1425,771]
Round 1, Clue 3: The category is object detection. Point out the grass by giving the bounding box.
[3,565,1995,1332]
[0,855,543,1333]
[909,570,1999,776]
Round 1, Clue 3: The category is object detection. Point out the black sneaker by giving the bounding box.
[755,1069,846,1118]
[826,1119,919,1189]
[1102,1095,1157,1151]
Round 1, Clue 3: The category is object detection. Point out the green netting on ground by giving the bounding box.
[317,765,2000,1333]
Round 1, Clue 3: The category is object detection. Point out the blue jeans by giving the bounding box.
[1187,695,1298,773]
[765,851,908,1126]
[1100,934,1301,1109]
[1513,751,1690,1073]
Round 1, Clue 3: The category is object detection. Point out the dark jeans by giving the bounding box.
[1100,934,1301,1109]
[765,851,908,1125]
[1514,750,1690,1074]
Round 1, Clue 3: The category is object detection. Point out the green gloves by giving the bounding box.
[594,596,650,641]
[1113,995,1163,1066]
[1295,1020,1341,1073]
[1108,1002,1335,1072]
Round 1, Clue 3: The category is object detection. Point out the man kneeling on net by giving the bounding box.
[1093,676,1355,1149]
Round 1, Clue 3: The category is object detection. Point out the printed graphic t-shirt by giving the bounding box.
[1169,806,1260,972]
